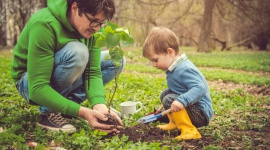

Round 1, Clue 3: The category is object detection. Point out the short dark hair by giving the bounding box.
[67,0,115,20]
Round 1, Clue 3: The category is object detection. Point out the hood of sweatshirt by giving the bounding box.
[47,0,78,35]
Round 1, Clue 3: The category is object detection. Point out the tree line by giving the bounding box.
[1,0,269,52]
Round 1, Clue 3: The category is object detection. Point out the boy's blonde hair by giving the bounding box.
[143,26,179,58]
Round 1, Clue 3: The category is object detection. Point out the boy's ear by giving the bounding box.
[167,48,175,56]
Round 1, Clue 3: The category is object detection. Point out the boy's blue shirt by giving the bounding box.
[166,54,213,125]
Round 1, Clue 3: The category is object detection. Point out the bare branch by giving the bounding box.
[167,0,195,28]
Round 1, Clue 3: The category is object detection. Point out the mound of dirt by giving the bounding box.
[104,124,212,149]
[104,124,175,142]
[103,122,270,149]
[115,123,178,143]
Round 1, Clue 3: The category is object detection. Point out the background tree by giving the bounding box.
[0,0,46,47]
[211,0,270,50]
[0,0,7,46]
[113,0,194,46]
[197,0,217,52]
[1,0,269,51]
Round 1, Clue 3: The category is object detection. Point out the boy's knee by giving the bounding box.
[160,88,171,100]
[161,93,178,109]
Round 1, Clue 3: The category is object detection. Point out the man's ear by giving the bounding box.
[167,48,175,57]
[71,2,78,13]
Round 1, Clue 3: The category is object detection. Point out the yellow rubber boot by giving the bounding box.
[157,114,176,130]
[171,109,201,140]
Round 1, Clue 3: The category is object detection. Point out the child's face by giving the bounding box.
[146,48,174,71]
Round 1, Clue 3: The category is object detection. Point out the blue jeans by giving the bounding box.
[16,41,125,114]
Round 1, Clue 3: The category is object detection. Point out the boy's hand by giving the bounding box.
[171,101,184,112]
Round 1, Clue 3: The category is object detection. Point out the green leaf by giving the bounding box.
[104,26,113,35]
[95,35,106,47]
[106,32,120,48]
[104,53,111,60]
[109,46,123,63]
[93,129,99,135]
[106,21,118,30]
[116,27,130,34]
[36,144,47,150]
[93,32,103,38]
[127,51,133,59]
[113,61,121,68]
[121,34,134,46]
[117,30,134,46]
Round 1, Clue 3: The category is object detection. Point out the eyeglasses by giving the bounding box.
[82,11,107,28]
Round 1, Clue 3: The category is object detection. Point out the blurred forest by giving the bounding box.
[1,0,270,52]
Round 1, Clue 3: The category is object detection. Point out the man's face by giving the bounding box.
[70,3,107,38]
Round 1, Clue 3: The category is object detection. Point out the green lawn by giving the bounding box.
[0,48,269,149]
[130,47,270,72]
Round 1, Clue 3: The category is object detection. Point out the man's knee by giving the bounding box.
[65,41,89,68]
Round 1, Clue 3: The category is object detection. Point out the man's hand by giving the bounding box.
[170,100,184,112]
[93,104,123,126]
[78,106,119,133]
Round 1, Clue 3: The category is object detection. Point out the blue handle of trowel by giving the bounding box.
[155,109,171,119]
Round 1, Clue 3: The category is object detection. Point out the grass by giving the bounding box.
[130,47,270,72]
[188,51,270,72]
[0,47,270,149]
[125,64,270,86]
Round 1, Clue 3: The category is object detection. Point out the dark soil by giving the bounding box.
[104,122,270,149]
[106,123,179,143]
[104,123,212,149]
[98,113,119,127]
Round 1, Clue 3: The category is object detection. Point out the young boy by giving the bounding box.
[142,27,213,140]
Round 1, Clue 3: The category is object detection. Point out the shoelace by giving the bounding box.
[48,113,69,127]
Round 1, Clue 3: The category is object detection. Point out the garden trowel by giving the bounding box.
[137,109,171,124]
[146,106,164,116]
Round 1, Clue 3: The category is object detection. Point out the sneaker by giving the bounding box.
[37,113,76,133]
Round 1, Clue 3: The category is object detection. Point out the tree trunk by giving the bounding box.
[1,0,47,47]
[254,32,269,50]
[0,0,7,46]
[197,0,216,52]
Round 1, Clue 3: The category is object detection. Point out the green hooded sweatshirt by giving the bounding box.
[11,0,106,116]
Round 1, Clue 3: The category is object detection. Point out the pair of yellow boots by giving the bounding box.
[157,109,201,140]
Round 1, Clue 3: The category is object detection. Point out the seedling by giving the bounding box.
[94,22,134,115]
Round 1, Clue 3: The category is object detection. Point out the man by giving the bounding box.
[11,0,123,133]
